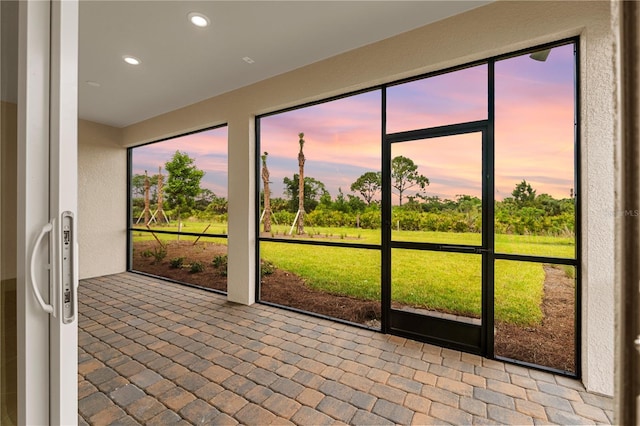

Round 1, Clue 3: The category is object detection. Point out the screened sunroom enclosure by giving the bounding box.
[128,126,230,293]
[254,39,579,375]
[4,2,625,422]
[107,2,619,397]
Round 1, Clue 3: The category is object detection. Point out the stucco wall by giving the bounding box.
[104,1,615,395]
[78,120,126,279]
[579,1,617,397]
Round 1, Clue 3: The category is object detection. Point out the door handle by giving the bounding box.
[29,221,54,314]
[475,248,493,254]
[60,211,76,324]
[441,245,477,253]
[439,246,491,255]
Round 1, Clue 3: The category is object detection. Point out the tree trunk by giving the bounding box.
[157,166,166,223]
[144,171,150,225]
[297,133,305,235]
[176,210,181,241]
[261,154,271,233]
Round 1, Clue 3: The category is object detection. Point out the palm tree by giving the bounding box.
[261,152,272,233]
[296,133,305,234]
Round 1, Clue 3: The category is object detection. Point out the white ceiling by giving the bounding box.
[4,1,492,128]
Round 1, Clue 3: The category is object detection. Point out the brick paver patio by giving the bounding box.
[78,273,614,425]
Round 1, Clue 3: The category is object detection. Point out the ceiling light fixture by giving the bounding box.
[188,12,210,28]
[86,80,101,87]
[242,57,255,64]
[123,55,141,65]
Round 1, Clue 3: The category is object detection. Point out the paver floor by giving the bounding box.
[78,273,614,425]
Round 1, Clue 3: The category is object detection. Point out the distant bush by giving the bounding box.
[358,210,381,229]
[273,211,295,225]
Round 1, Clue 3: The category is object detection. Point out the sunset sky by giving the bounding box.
[132,126,228,198]
[132,43,575,204]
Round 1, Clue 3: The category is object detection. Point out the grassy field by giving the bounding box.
[132,221,575,325]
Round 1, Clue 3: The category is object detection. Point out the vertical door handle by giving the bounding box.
[29,221,54,314]
[60,211,76,324]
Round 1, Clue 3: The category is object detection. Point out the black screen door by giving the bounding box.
[383,123,492,354]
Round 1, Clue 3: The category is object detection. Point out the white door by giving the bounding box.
[16,1,78,424]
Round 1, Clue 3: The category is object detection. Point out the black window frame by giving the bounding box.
[126,123,229,295]
[254,37,581,377]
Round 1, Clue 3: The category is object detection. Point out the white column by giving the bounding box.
[226,115,256,305]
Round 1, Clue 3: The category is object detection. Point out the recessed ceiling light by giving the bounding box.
[86,80,101,87]
[123,55,141,65]
[188,12,210,28]
[242,57,255,64]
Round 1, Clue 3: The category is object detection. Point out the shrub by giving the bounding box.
[151,247,167,263]
[452,219,469,233]
[141,249,153,258]
[273,211,295,225]
[212,255,228,276]
[190,261,205,273]
[261,260,276,276]
[359,210,381,229]
[212,254,228,268]
[306,209,354,228]
[169,257,184,269]
[393,209,421,231]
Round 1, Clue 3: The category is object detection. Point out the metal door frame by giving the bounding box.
[381,119,493,355]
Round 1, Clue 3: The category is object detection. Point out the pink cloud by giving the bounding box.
[132,126,228,196]
[260,91,382,172]
[386,64,488,133]
[494,79,574,199]
[392,133,482,200]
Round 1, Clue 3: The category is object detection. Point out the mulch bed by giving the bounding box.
[494,266,576,373]
[132,240,575,373]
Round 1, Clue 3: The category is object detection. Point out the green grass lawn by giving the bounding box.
[391,249,482,317]
[133,221,574,326]
[260,242,381,300]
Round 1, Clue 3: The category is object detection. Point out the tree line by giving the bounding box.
[260,177,574,236]
[132,149,574,236]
